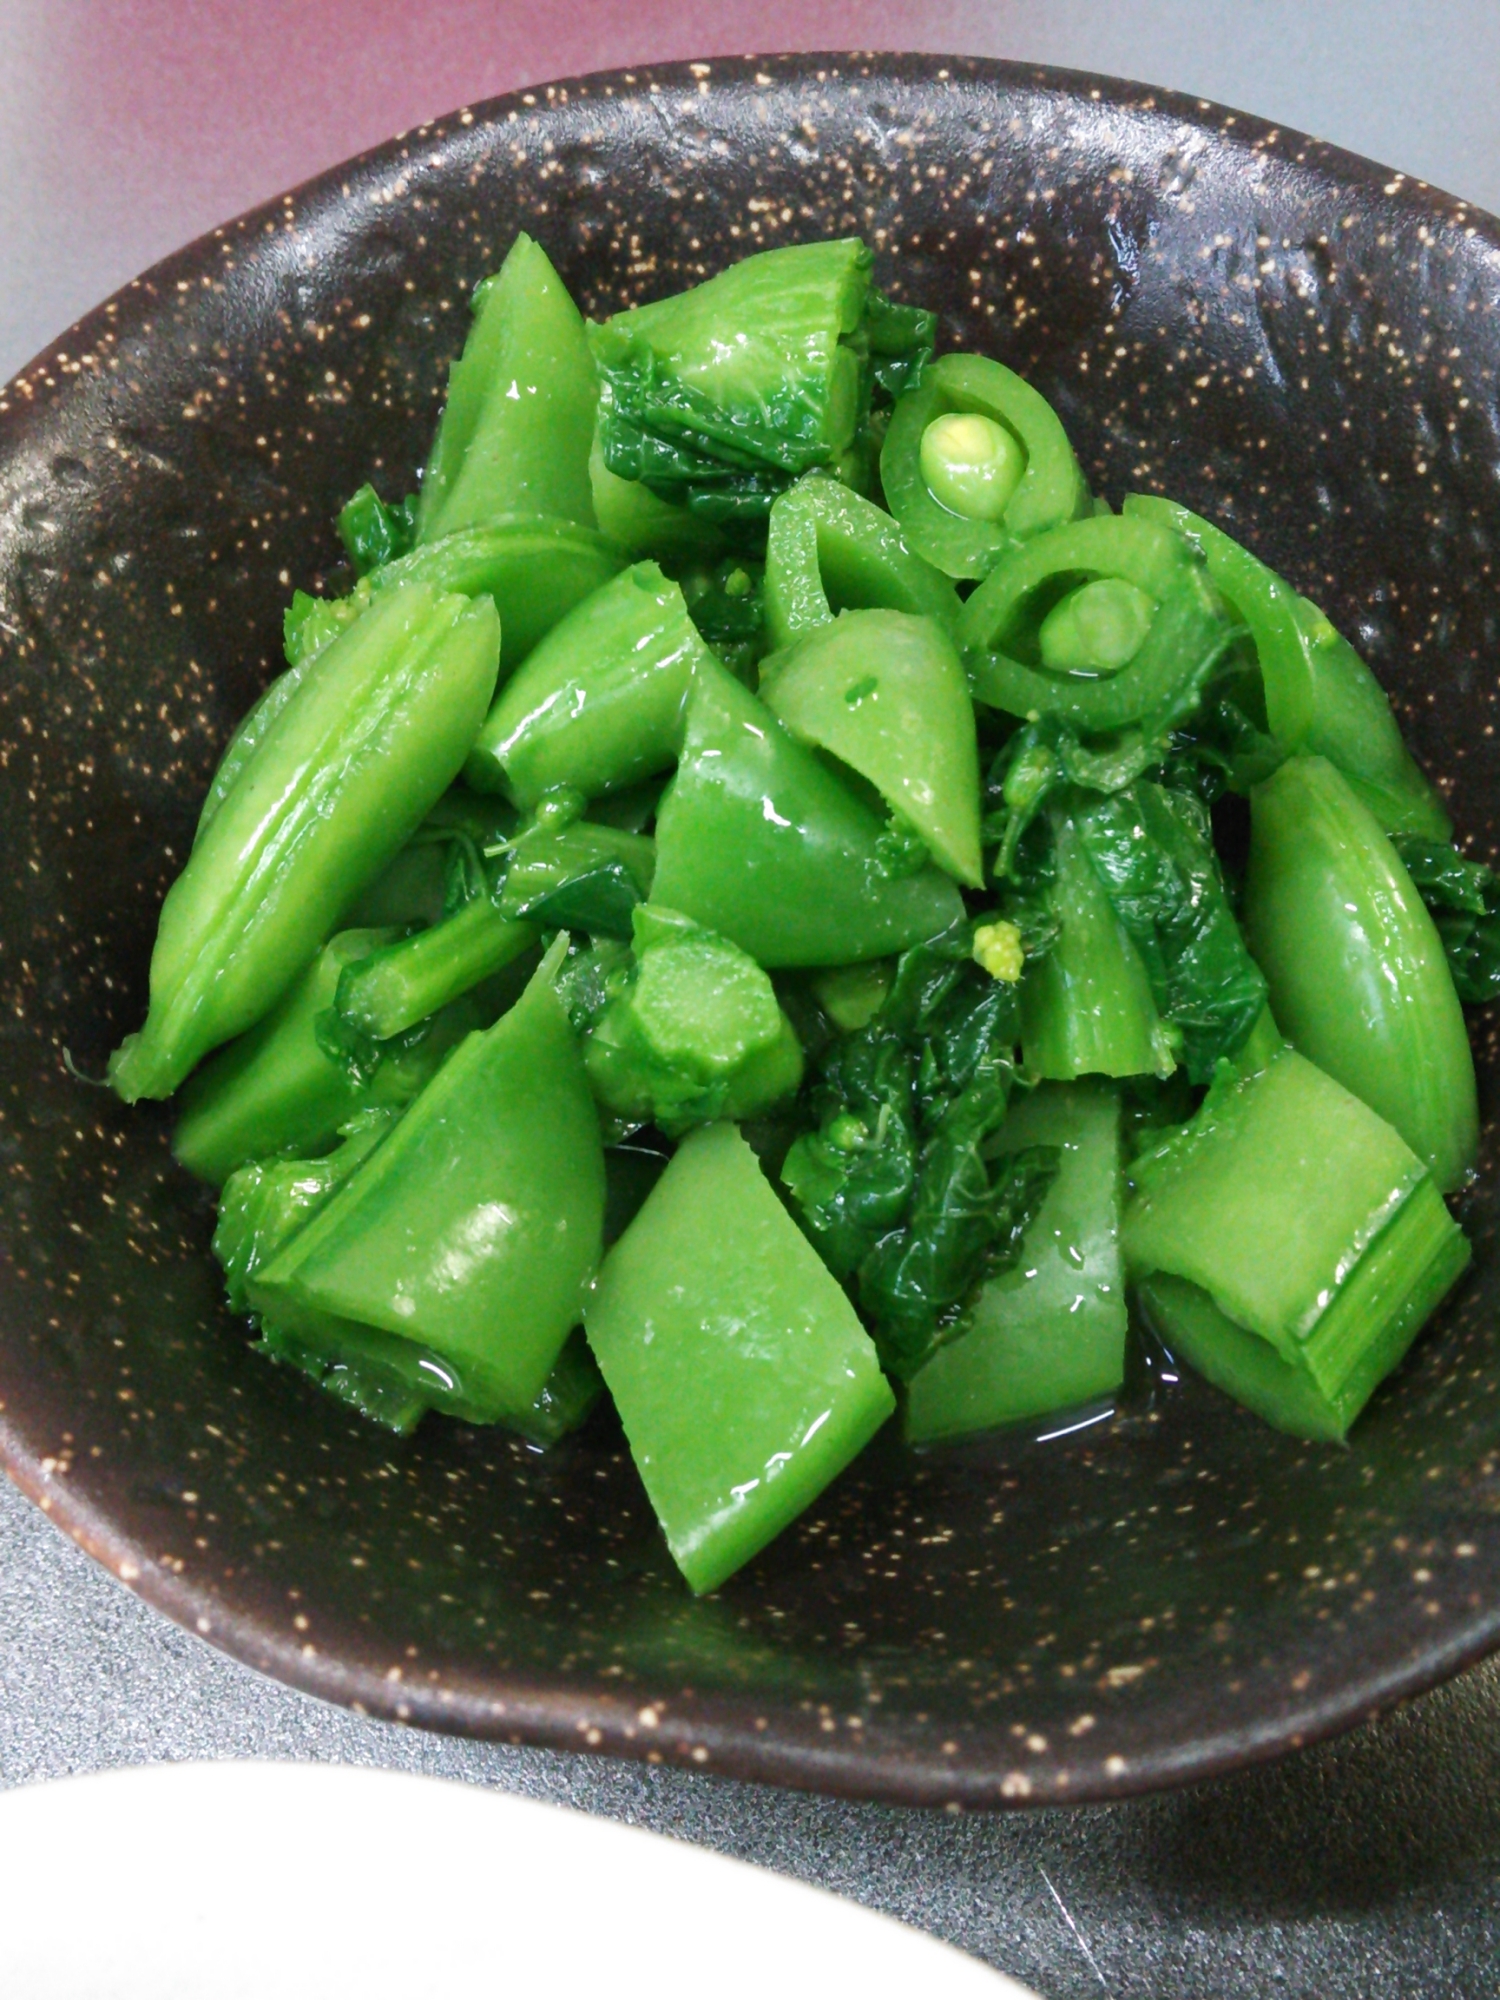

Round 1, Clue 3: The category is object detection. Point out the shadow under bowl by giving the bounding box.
[2,53,1500,1809]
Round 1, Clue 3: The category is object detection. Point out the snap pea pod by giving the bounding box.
[253,945,605,1418]
[110,583,501,1103]
[961,518,1237,733]
[365,516,625,674]
[1123,493,1449,837]
[172,929,480,1185]
[762,474,960,651]
[905,1082,1127,1441]
[1244,755,1477,1191]
[759,608,983,887]
[466,562,711,804]
[880,353,1091,579]
[585,1122,895,1593]
[416,233,597,541]
[217,1113,605,1442]
[650,655,965,967]
[1124,1045,1469,1435]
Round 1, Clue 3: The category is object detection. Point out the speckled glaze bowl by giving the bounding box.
[3,53,1500,1810]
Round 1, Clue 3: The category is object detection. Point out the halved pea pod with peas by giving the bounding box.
[880,352,1092,578]
[959,514,1238,734]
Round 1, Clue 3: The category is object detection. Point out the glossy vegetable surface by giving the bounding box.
[466,561,708,803]
[1123,493,1449,837]
[1124,1045,1469,1424]
[110,584,500,1102]
[253,949,605,1418]
[651,655,965,966]
[173,929,478,1185]
[1244,756,1478,1190]
[762,473,960,651]
[417,232,598,540]
[759,608,983,886]
[880,352,1091,577]
[906,1082,1127,1440]
[585,1122,895,1593]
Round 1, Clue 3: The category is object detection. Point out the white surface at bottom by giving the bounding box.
[0,1759,1035,1999]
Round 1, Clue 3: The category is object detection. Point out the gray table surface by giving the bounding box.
[5,6,1500,1996]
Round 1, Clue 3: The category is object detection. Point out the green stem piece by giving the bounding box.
[1020,811,1174,1080]
[1123,1044,1469,1429]
[173,928,478,1185]
[334,902,539,1044]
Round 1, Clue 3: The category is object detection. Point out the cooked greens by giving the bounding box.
[106,228,1482,1596]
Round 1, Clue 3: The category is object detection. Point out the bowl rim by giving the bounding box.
[3,47,1498,1811]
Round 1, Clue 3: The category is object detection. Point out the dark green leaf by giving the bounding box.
[1074,780,1267,1081]
[336,483,417,575]
[1394,835,1500,1003]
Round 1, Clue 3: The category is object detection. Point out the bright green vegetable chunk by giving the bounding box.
[416,234,597,542]
[366,516,625,675]
[252,949,605,1416]
[589,239,873,525]
[1137,1269,1445,1444]
[763,474,960,652]
[906,1083,1127,1441]
[1021,812,1174,1080]
[881,352,1091,578]
[1123,493,1449,838]
[172,929,476,1185]
[1124,1044,1468,1411]
[334,902,538,1044]
[466,562,711,804]
[1244,755,1478,1192]
[759,609,982,888]
[217,1113,603,1441]
[585,1122,895,1593]
[651,656,964,966]
[812,959,892,1032]
[1037,578,1157,674]
[110,584,501,1103]
[583,906,803,1134]
[215,1109,398,1312]
[961,517,1235,734]
[919,411,1026,521]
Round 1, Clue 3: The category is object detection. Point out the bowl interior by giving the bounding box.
[2,53,1500,1807]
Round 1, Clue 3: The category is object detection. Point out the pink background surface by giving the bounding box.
[3,0,1499,381]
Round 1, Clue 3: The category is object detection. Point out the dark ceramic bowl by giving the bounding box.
[3,53,1500,1811]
